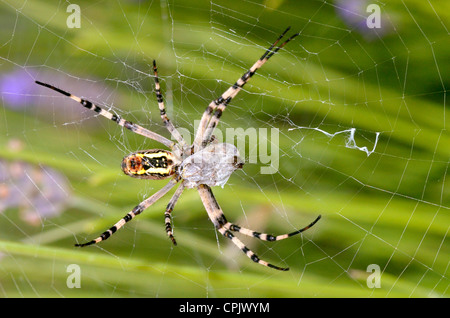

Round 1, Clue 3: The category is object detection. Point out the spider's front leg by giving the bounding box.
[197,185,290,271]
[227,215,321,242]
[192,26,299,152]
[197,185,321,271]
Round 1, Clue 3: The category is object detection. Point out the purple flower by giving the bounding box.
[335,0,390,39]
[1,68,119,126]
[0,158,71,226]
[0,69,38,109]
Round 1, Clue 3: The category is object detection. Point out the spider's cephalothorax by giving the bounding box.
[122,143,244,188]
[180,142,244,188]
[35,27,321,271]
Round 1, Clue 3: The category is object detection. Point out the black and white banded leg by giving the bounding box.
[35,80,178,152]
[164,182,186,246]
[75,177,179,247]
[152,60,189,154]
[197,184,318,271]
[192,26,299,151]
[226,215,321,241]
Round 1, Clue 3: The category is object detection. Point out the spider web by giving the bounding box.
[0,0,448,298]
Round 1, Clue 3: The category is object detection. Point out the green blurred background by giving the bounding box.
[0,0,448,297]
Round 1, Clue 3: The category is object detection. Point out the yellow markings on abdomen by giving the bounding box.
[121,149,176,180]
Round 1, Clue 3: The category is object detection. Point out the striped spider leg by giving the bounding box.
[198,185,320,271]
[164,182,185,245]
[35,80,180,155]
[75,177,181,247]
[35,73,190,246]
[152,60,189,155]
[192,26,299,152]
[35,27,321,271]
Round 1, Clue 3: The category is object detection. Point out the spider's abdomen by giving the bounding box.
[121,150,176,179]
[180,143,244,189]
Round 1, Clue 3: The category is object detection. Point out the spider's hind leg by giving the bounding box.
[75,177,179,247]
[164,183,186,245]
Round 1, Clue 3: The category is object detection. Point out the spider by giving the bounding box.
[35,27,321,271]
